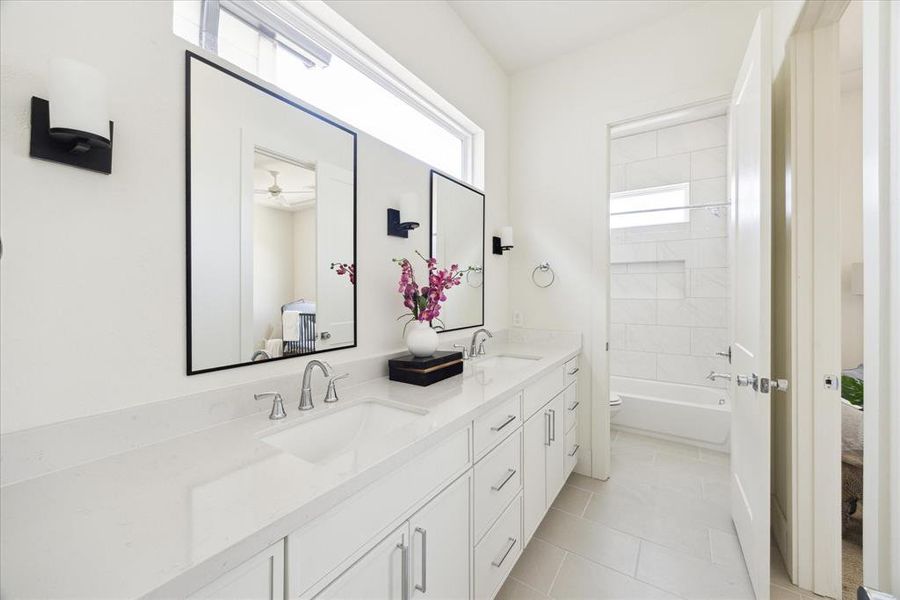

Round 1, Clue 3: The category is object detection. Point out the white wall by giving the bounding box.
[0,0,509,434]
[508,1,767,476]
[252,204,295,349]
[840,86,863,369]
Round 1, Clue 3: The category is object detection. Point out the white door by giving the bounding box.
[729,11,773,599]
[315,524,408,600]
[408,474,471,599]
[545,392,566,504]
[315,161,354,349]
[522,409,549,543]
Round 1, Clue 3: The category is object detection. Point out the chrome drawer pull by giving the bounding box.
[568,400,580,411]
[549,409,556,442]
[568,444,580,457]
[491,415,517,432]
[568,367,580,375]
[491,468,517,491]
[414,527,427,593]
[491,537,517,567]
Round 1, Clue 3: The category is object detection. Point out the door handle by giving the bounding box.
[544,411,551,446]
[568,444,580,457]
[549,409,556,442]
[397,535,409,600]
[736,373,758,390]
[414,527,427,593]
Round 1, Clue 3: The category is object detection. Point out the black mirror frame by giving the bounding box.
[185,51,358,375]
[429,169,486,334]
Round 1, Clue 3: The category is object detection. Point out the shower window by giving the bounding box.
[609,183,690,229]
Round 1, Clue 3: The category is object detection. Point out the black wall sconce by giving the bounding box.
[492,226,514,255]
[387,193,420,238]
[29,58,113,174]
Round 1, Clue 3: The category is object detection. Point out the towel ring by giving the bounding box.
[532,262,555,288]
[467,265,484,288]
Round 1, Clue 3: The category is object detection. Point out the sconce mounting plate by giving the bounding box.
[29,96,113,174]
[387,208,419,238]
[492,236,513,255]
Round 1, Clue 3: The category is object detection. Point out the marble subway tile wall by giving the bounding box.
[609,115,731,389]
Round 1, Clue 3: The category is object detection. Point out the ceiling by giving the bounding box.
[447,0,705,73]
[254,152,316,212]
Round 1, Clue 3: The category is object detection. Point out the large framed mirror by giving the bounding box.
[429,170,485,332]
[186,53,356,374]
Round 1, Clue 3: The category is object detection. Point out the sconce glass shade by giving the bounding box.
[398,192,420,228]
[500,226,514,247]
[48,58,110,148]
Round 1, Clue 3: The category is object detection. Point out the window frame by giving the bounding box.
[608,182,691,229]
[189,0,475,182]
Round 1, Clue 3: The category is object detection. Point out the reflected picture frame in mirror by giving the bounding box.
[186,52,357,375]
[429,170,485,333]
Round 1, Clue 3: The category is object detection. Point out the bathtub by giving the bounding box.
[610,376,731,453]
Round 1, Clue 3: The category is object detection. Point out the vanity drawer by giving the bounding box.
[474,493,522,600]
[288,426,471,596]
[473,392,522,459]
[565,426,579,477]
[523,366,565,419]
[473,430,522,543]
[564,382,579,434]
[564,356,580,386]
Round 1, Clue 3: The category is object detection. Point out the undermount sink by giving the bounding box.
[470,354,541,371]
[261,400,427,465]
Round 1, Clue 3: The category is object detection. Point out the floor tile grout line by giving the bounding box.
[508,574,551,598]
[545,548,568,596]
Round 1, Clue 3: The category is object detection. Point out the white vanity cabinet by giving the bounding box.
[188,354,581,600]
[407,473,472,600]
[523,390,566,542]
[189,541,285,600]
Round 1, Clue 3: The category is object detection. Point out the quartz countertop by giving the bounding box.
[0,335,580,599]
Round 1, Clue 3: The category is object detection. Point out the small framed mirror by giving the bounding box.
[429,170,485,332]
[186,53,356,374]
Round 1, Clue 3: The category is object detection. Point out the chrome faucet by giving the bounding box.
[706,371,732,382]
[470,328,493,357]
[299,360,333,411]
[254,392,287,420]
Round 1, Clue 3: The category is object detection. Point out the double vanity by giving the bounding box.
[0,332,582,599]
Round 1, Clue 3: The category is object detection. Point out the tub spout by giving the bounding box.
[706,371,731,382]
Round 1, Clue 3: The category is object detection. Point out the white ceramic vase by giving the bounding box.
[406,320,439,357]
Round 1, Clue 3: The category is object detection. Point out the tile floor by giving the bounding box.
[497,429,823,600]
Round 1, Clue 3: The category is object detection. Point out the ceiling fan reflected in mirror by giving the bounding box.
[254,170,315,209]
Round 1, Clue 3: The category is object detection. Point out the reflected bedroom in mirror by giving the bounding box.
[187,53,357,374]
[430,170,485,333]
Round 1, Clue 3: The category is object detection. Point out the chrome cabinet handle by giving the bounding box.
[414,527,427,593]
[491,415,517,432]
[491,468,517,491]
[568,367,580,375]
[544,412,551,446]
[491,537,517,567]
[397,535,409,600]
[549,409,556,442]
[568,400,580,411]
[736,374,758,389]
[568,444,580,457]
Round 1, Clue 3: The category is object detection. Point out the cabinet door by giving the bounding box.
[315,524,409,600]
[409,473,472,600]
[523,407,550,542]
[190,541,284,600]
[545,392,566,504]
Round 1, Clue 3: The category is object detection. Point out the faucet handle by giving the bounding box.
[452,344,470,360]
[255,392,287,420]
[324,373,350,403]
[477,339,488,356]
